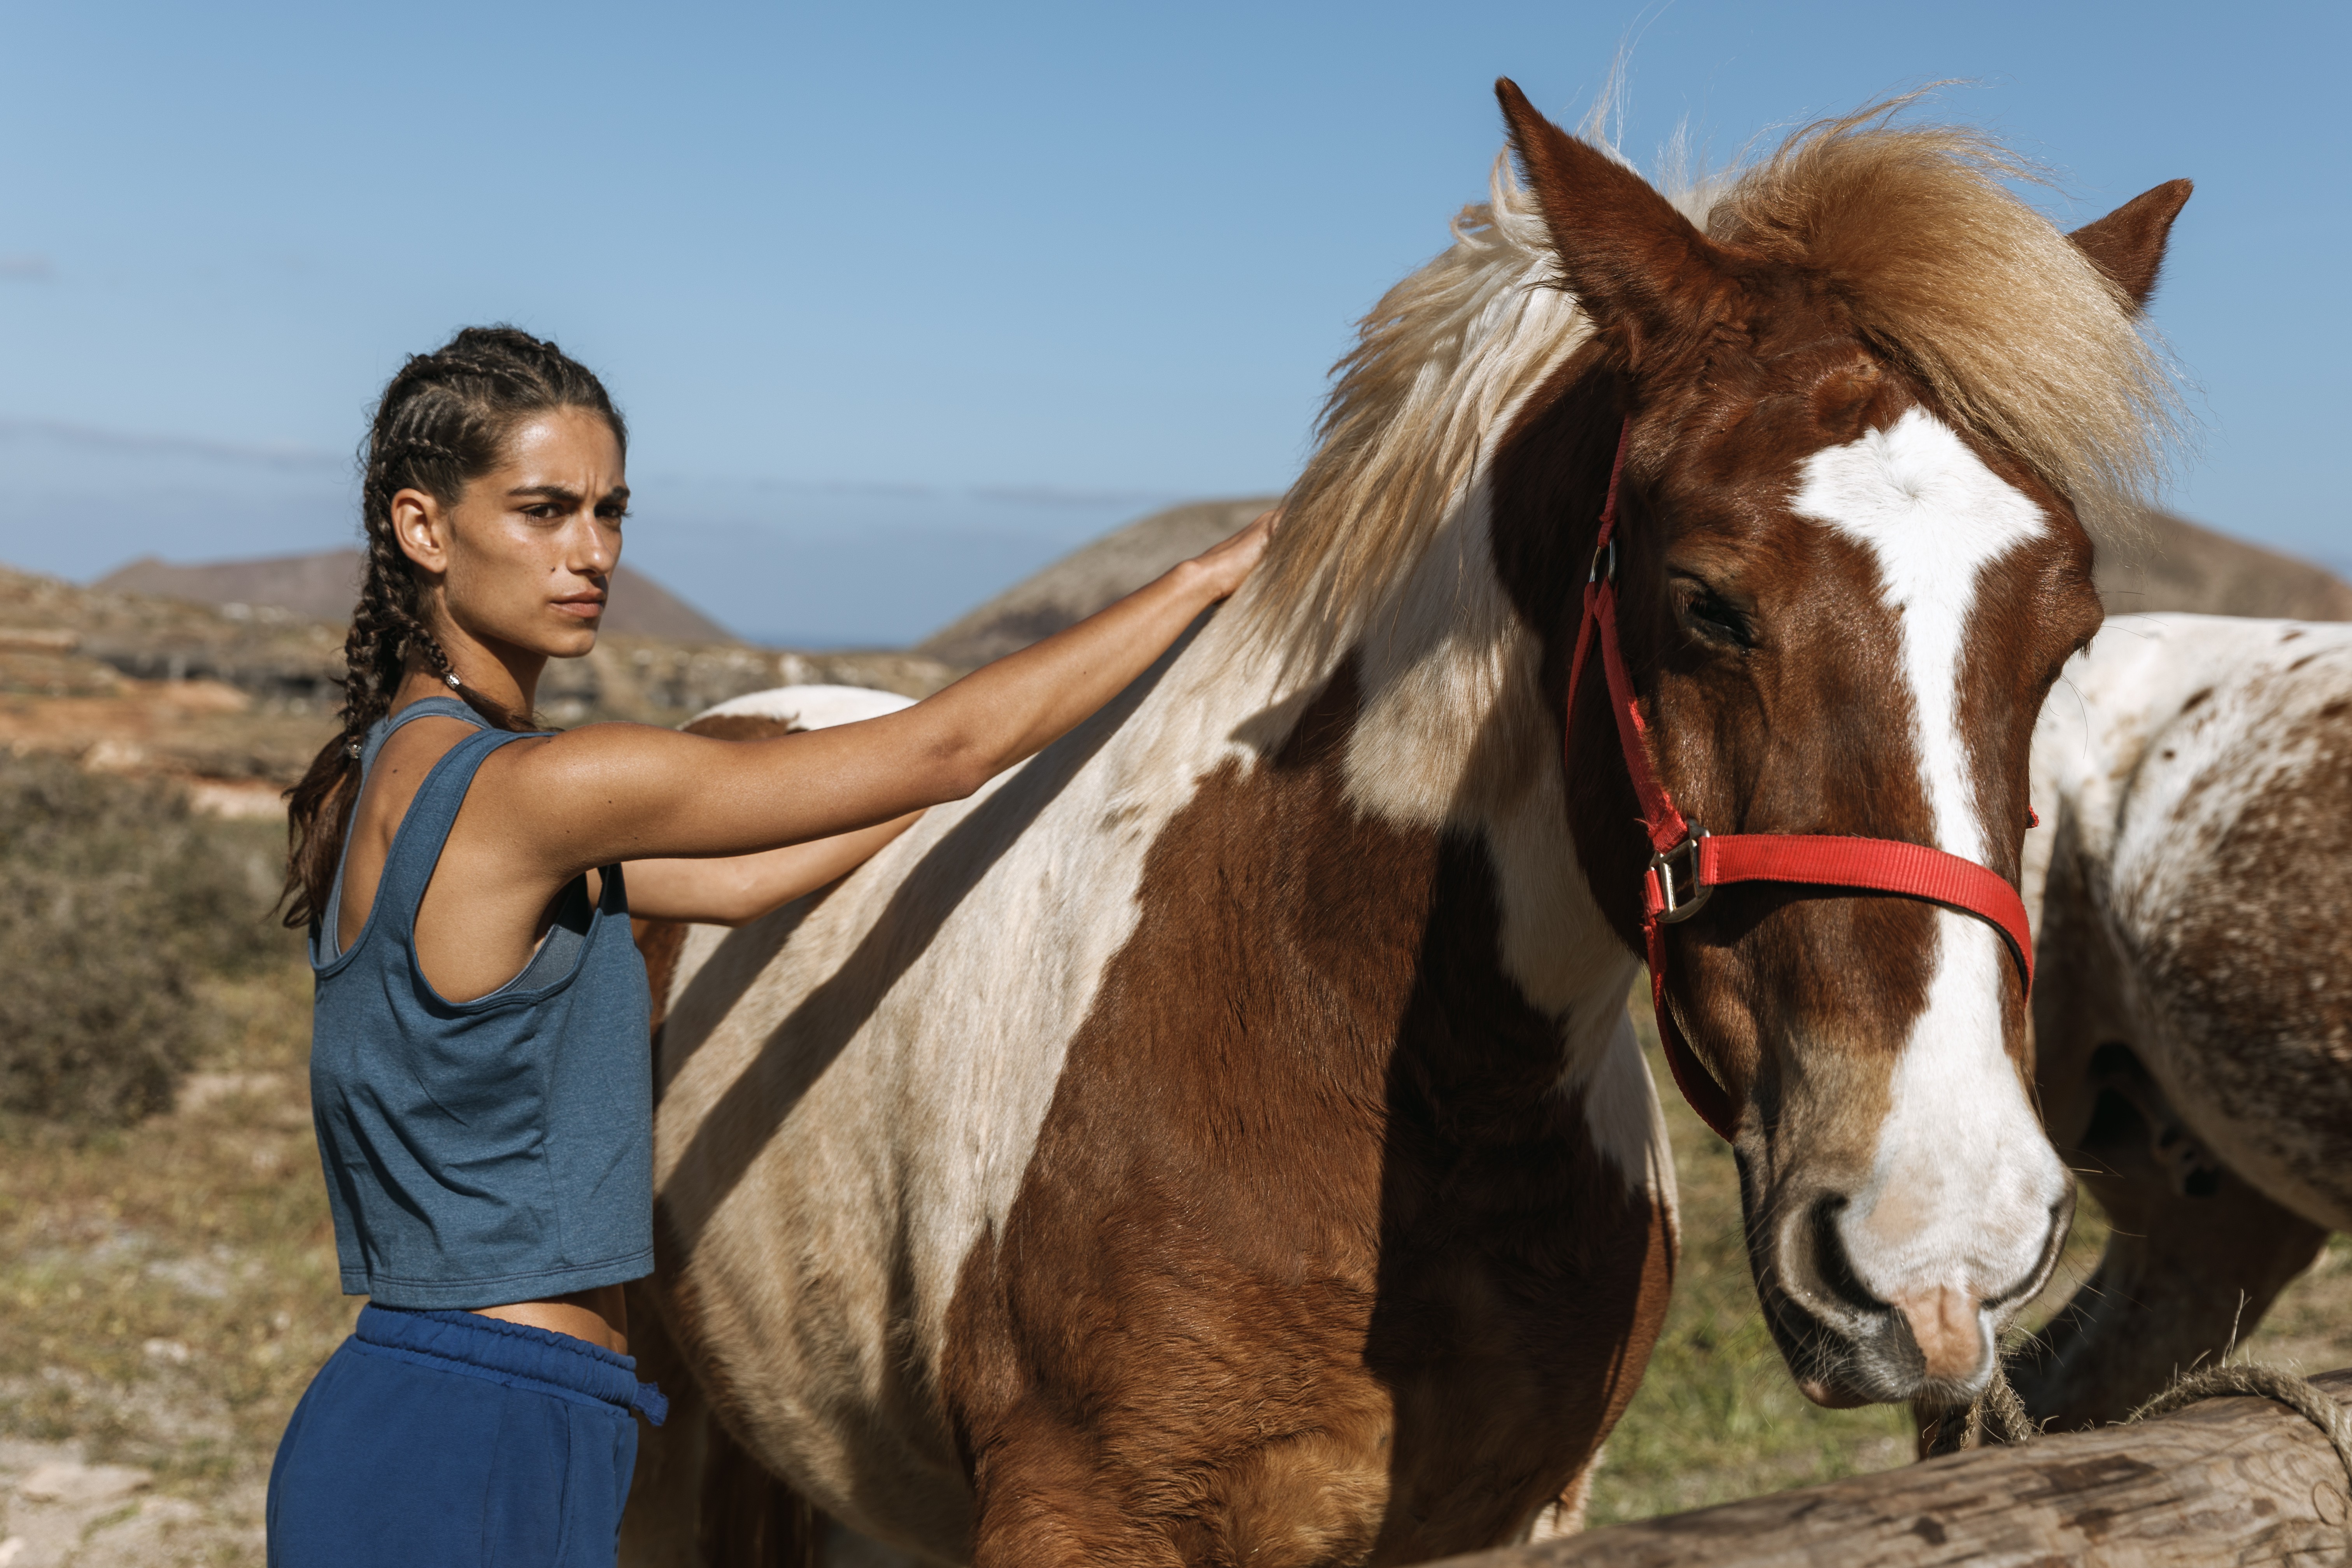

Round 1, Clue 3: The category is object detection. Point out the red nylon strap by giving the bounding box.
[1567,419,2034,1143]
[1679,836,2033,988]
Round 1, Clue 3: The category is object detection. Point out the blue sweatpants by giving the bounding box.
[267,1305,668,1568]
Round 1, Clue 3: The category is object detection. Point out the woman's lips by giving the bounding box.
[552,597,605,620]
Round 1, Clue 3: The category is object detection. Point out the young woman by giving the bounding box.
[266,327,1272,1566]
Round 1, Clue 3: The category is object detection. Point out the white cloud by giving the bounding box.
[0,416,342,469]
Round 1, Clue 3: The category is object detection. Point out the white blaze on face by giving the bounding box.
[1790,409,2070,1374]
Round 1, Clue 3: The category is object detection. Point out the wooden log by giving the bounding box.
[1437,1369,2352,1568]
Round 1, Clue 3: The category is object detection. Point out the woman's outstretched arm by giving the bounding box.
[486,509,1277,885]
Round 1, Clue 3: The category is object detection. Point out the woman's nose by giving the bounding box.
[570,518,618,575]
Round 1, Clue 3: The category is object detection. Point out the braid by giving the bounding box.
[278,324,627,930]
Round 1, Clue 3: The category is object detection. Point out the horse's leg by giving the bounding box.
[2005,1046,2329,1432]
[1525,1466,1597,1541]
[964,1425,1185,1568]
[620,1277,827,1568]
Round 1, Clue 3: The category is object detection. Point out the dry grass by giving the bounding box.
[0,755,294,1127]
[0,956,353,1559]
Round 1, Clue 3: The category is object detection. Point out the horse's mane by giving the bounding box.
[1244,153,1590,655]
[1246,98,2180,653]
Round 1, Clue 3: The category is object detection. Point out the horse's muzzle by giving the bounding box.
[1756,1189,2073,1409]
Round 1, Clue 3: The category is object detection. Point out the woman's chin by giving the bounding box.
[538,616,603,656]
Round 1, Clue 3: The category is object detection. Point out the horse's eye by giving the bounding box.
[1675,580,1755,650]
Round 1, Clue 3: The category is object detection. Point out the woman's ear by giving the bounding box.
[391,488,451,577]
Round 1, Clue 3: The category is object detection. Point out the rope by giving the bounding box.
[1960,1356,2352,1489]
[1965,1360,2042,1448]
[2126,1363,2352,1481]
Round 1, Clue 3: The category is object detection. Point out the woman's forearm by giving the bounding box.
[626,811,925,925]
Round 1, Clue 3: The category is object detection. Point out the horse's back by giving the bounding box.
[2068,615,2352,1229]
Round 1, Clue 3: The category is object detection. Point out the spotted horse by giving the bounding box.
[1985,611,2352,1435]
[623,79,2188,1565]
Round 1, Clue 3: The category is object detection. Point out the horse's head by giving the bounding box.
[1489,82,2186,1409]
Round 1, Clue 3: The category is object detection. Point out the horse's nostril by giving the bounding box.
[1806,1195,1888,1318]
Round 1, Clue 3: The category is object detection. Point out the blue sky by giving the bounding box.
[0,1,2343,645]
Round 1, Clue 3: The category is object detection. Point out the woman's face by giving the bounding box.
[393,406,628,662]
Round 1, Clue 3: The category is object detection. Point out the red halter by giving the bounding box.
[1567,422,2035,1142]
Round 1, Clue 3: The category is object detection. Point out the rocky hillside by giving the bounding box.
[96,551,735,642]
[917,497,2352,660]
[2094,510,2352,620]
[4,494,2342,809]
[0,564,957,800]
[918,498,1279,665]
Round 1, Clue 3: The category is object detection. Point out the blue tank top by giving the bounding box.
[308,697,654,1308]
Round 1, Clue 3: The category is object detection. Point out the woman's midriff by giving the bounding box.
[472,1283,628,1354]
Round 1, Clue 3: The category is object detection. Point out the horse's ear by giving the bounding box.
[1495,77,1730,368]
[2068,179,2192,313]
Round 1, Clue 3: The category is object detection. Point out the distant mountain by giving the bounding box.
[2096,511,2352,622]
[917,498,1279,666]
[93,550,736,643]
[916,498,2352,665]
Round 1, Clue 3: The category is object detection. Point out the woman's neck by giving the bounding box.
[394,634,545,718]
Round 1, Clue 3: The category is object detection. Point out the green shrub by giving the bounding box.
[0,751,293,1124]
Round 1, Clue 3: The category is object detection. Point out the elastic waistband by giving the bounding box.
[354,1305,667,1424]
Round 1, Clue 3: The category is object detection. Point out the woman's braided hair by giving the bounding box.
[279,325,627,930]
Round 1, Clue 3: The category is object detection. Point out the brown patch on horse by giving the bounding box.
[939,660,1673,1566]
[682,712,812,745]
[633,919,688,1044]
[2138,700,2352,1176]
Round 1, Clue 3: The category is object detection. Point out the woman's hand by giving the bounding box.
[1181,506,1280,601]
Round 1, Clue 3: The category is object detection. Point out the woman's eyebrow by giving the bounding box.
[501,484,631,506]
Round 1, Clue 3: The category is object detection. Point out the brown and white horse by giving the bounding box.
[627,82,2186,1564]
[2009,611,2352,1430]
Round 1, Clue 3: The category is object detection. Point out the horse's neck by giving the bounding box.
[1141,488,1640,1103]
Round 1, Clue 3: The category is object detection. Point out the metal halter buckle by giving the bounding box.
[1651,825,1712,923]
[1590,538,1617,585]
